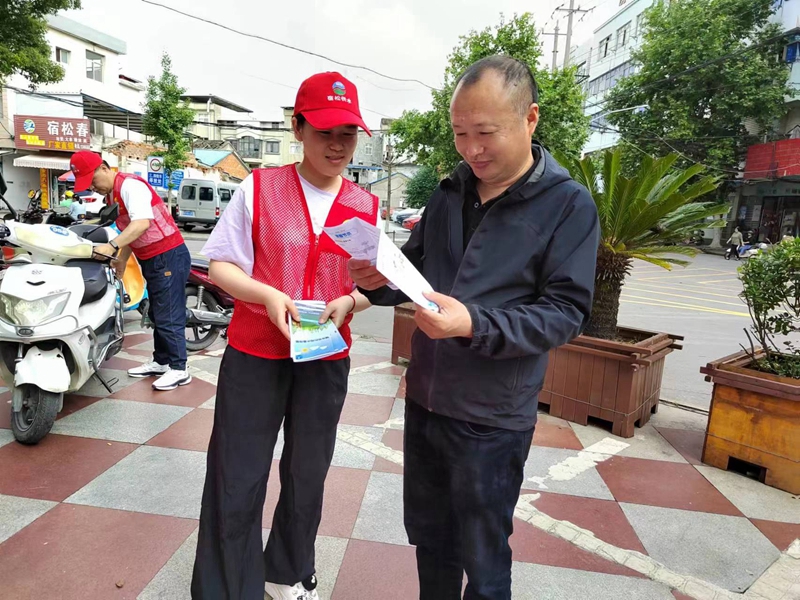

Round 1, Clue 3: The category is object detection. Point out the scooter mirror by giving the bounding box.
[97,203,119,226]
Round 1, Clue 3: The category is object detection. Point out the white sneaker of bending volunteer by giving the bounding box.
[264,581,319,600]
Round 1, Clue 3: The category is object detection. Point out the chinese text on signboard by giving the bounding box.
[13,115,92,152]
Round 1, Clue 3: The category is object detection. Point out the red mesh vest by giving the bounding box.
[227,165,379,360]
[112,173,184,261]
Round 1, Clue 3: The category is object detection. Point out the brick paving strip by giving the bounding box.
[336,427,800,600]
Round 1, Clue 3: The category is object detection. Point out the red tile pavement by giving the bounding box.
[750,519,800,551]
[263,462,370,538]
[527,492,647,553]
[350,355,390,369]
[397,376,406,398]
[373,428,404,475]
[656,427,705,466]
[110,377,216,408]
[147,408,215,452]
[532,416,583,451]
[596,456,743,516]
[510,518,643,578]
[0,390,10,429]
[56,394,104,420]
[0,434,137,501]
[126,348,153,357]
[332,539,419,600]
[101,356,144,371]
[122,333,153,349]
[673,591,695,600]
[0,504,197,600]
[339,394,394,427]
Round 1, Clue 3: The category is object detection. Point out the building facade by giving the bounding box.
[0,15,145,209]
[734,1,800,242]
[571,0,655,155]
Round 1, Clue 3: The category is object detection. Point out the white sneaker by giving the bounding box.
[152,369,192,391]
[127,361,169,378]
[264,577,319,600]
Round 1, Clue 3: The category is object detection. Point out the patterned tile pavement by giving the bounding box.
[0,329,798,600]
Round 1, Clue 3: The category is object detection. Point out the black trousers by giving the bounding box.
[404,400,534,600]
[191,346,349,600]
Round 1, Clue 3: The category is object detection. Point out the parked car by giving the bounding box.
[392,207,418,224]
[403,214,421,230]
[177,179,239,231]
[381,206,395,220]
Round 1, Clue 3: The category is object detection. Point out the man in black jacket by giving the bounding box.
[350,56,599,600]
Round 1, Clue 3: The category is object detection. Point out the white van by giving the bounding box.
[177,179,239,231]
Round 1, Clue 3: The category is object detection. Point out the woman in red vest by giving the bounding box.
[70,151,192,392]
[191,73,379,600]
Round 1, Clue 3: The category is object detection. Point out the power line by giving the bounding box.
[139,0,439,91]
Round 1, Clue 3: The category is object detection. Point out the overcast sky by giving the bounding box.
[63,0,621,128]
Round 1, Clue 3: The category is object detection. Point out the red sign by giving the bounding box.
[13,115,92,153]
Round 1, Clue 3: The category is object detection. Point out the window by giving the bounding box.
[264,141,280,154]
[635,13,645,38]
[787,42,800,63]
[363,143,373,155]
[89,118,103,135]
[599,36,612,59]
[199,187,214,201]
[181,186,196,200]
[290,142,303,154]
[56,48,70,64]
[219,188,232,203]
[236,136,260,159]
[617,22,631,50]
[86,50,104,82]
[587,60,636,97]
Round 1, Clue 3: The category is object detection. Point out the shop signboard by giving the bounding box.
[13,115,92,152]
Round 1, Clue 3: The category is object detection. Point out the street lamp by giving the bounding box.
[383,143,395,234]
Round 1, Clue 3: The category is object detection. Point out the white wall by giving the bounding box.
[0,155,40,210]
[774,1,800,31]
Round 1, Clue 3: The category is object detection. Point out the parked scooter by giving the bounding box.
[0,171,124,444]
[185,258,233,352]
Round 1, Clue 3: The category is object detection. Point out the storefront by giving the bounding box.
[736,181,800,242]
[3,114,92,211]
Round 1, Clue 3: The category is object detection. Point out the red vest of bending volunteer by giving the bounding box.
[227,165,379,361]
[111,173,184,261]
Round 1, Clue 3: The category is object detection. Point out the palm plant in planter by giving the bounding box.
[700,238,800,494]
[542,148,725,437]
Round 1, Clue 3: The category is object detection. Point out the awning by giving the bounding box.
[13,154,72,171]
[58,171,75,182]
[82,94,144,133]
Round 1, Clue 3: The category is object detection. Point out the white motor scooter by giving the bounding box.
[0,172,124,444]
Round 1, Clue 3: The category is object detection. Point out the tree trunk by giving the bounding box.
[584,250,631,340]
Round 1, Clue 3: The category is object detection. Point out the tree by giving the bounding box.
[142,53,195,184]
[0,0,81,85]
[404,166,440,209]
[605,0,789,176]
[555,148,724,340]
[391,13,589,175]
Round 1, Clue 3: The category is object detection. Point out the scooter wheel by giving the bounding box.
[724,254,730,260]
[11,386,61,445]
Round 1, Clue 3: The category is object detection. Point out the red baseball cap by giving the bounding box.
[70,150,103,192]
[295,72,371,136]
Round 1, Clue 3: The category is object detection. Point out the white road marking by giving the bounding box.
[527,438,630,488]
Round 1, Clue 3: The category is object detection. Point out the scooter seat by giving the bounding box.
[70,261,108,306]
[69,224,110,244]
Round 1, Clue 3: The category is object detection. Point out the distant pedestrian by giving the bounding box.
[727,227,744,260]
[68,195,85,220]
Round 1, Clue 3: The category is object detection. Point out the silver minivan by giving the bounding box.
[177,179,239,231]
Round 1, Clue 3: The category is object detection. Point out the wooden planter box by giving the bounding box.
[539,328,682,438]
[700,350,800,495]
[391,303,417,365]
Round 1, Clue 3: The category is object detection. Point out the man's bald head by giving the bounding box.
[453,55,538,116]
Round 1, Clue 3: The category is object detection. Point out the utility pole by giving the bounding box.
[557,0,590,69]
[540,23,563,73]
[384,143,394,234]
